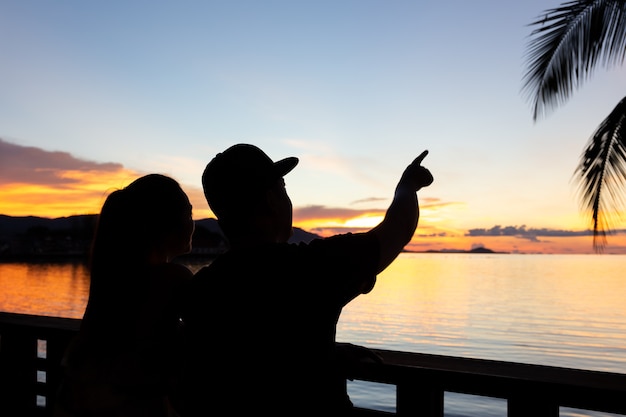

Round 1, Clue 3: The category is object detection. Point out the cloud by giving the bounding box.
[293,198,464,235]
[415,231,449,238]
[420,198,461,210]
[0,138,140,217]
[284,140,389,190]
[465,225,626,241]
[351,197,387,205]
[0,138,213,219]
[293,204,378,221]
[0,138,124,187]
[348,196,457,210]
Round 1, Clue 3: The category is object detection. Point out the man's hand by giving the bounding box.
[399,150,434,192]
[336,342,384,380]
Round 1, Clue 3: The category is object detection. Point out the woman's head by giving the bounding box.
[91,174,194,271]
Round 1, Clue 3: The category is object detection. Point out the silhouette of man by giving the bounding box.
[180,143,433,416]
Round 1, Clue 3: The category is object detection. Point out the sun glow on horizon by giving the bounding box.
[293,210,387,236]
[344,214,384,229]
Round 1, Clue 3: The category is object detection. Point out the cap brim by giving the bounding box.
[274,157,299,177]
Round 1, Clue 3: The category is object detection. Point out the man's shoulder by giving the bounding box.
[190,248,267,278]
[305,232,377,249]
[192,264,212,279]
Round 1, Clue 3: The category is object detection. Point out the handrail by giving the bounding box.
[351,349,626,416]
[1,311,625,416]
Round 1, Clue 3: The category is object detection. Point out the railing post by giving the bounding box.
[508,390,559,417]
[39,329,76,414]
[396,382,444,417]
[0,326,39,415]
[0,313,80,416]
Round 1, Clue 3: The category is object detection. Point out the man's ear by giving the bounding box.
[264,187,280,213]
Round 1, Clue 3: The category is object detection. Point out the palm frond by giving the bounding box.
[522,0,626,120]
[575,96,626,251]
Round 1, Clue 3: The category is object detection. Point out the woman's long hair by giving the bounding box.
[82,174,191,339]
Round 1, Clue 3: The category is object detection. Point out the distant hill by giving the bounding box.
[0,214,97,236]
[290,227,321,244]
[0,214,321,258]
[0,214,97,258]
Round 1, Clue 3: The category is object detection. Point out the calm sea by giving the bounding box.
[1,253,625,417]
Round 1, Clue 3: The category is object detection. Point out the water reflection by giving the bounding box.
[338,253,626,372]
[0,258,213,319]
[1,254,625,373]
[0,260,90,318]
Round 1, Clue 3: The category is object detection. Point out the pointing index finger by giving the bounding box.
[413,150,429,165]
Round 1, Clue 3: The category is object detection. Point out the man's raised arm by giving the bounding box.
[370,150,433,273]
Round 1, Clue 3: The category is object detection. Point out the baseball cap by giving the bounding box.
[202,143,298,218]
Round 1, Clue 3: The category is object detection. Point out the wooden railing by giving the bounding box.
[1,311,625,417]
[350,350,626,416]
[0,312,79,416]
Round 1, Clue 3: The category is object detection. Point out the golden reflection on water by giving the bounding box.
[338,253,626,372]
[1,254,625,373]
[0,261,89,319]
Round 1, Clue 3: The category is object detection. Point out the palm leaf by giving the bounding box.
[522,0,626,120]
[575,96,626,251]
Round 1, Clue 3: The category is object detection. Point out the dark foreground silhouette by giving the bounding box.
[179,144,433,416]
[54,174,195,417]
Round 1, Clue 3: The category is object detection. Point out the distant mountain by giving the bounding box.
[194,218,224,235]
[0,214,97,236]
[290,227,321,244]
[0,214,97,258]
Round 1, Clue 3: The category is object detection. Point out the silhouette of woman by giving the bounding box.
[55,174,194,417]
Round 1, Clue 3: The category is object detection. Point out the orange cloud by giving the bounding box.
[0,138,209,219]
[293,205,379,232]
[293,198,461,233]
[0,139,136,217]
[292,201,460,242]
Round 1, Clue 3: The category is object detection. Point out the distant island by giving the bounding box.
[419,246,508,254]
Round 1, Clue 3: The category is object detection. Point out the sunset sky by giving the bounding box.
[2,1,626,254]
